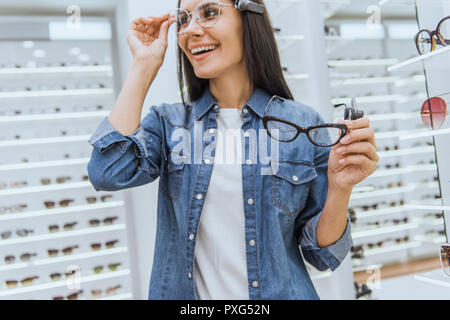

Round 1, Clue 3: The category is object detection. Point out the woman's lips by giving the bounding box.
[192,47,219,61]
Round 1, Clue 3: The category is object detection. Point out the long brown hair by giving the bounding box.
[176,0,294,106]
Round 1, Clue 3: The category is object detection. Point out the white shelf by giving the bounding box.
[388,46,450,72]
[332,94,403,105]
[0,224,126,247]
[97,292,133,300]
[0,269,130,297]
[0,158,90,172]
[0,111,109,123]
[331,76,399,87]
[369,164,436,178]
[405,204,450,212]
[0,88,113,99]
[285,73,310,80]
[0,65,113,75]
[399,127,450,141]
[0,247,128,272]
[328,58,399,68]
[414,235,447,244]
[364,241,422,257]
[354,205,410,220]
[0,181,92,197]
[377,146,435,159]
[366,112,418,122]
[0,134,90,147]
[0,201,124,222]
[350,182,438,201]
[352,222,418,239]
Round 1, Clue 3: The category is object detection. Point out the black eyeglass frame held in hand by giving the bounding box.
[415,16,450,55]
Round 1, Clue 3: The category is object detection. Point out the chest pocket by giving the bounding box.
[163,162,185,200]
[271,160,317,217]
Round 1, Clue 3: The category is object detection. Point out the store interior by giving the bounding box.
[0,0,448,299]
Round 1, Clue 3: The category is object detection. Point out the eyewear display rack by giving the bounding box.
[323,0,447,297]
[0,16,134,300]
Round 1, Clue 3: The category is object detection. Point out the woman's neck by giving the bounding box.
[209,64,253,110]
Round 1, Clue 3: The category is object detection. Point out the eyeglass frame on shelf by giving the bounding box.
[415,15,450,55]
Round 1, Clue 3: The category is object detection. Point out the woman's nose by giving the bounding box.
[181,16,204,36]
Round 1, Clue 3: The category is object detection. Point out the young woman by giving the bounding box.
[87,0,379,300]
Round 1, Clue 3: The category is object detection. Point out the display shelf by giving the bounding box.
[414,234,447,244]
[0,88,114,99]
[377,146,435,159]
[368,164,436,179]
[331,76,399,87]
[0,65,113,75]
[388,46,450,72]
[399,128,450,141]
[351,222,419,240]
[285,73,310,80]
[366,112,418,121]
[0,135,90,147]
[350,182,438,201]
[405,204,450,212]
[275,34,305,51]
[0,111,109,123]
[0,269,130,297]
[0,224,126,247]
[364,241,422,257]
[0,201,124,222]
[0,247,128,272]
[0,181,92,197]
[96,292,133,300]
[354,205,411,220]
[328,58,399,68]
[0,158,90,172]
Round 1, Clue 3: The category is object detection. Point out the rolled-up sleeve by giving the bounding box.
[87,105,164,192]
[294,114,353,272]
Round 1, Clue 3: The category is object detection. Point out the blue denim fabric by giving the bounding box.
[87,86,352,300]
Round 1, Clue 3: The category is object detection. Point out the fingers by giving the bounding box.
[158,17,176,44]
[130,14,172,36]
[335,141,379,162]
[337,122,376,148]
[337,154,378,174]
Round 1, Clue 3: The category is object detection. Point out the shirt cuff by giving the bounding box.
[88,117,148,158]
[300,212,353,271]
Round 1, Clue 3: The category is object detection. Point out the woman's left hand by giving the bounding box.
[327,117,379,193]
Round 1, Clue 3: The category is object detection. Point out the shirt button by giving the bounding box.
[247,198,254,205]
[249,240,255,246]
[205,159,211,164]
[242,108,248,114]
[188,272,192,279]
[209,128,215,134]
[252,281,259,288]
[197,193,203,200]
[244,132,250,137]
[292,176,299,182]
[246,159,252,165]
[189,234,195,240]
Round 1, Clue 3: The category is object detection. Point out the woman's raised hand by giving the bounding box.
[126,13,175,67]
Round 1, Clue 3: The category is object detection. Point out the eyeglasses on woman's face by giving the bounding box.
[415,16,450,55]
[174,0,236,35]
[262,115,348,147]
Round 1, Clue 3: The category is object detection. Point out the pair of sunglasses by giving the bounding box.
[90,240,119,251]
[47,245,79,257]
[420,93,450,130]
[93,263,121,274]
[4,252,37,264]
[48,222,77,233]
[53,290,83,300]
[49,269,79,281]
[441,244,450,277]
[91,285,122,298]
[5,276,39,288]
[44,199,75,209]
[88,216,118,227]
[1,229,33,239]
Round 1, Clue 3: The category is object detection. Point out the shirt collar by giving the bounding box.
[191,85,275,120]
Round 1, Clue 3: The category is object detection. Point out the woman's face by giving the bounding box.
[177,0,246,79]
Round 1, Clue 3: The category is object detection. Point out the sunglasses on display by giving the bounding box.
[88,216,119,227]
[86,195,113,204]
[5,276,39,288]
[52,290,83,300]
[48,222,78,233]
[49,269,79,281]
[47,245,79,257]
[90,240,119,251]
[1,229,33,240]
[174,0,264,35]
[0,203,27,214]
[415,16,450,55]
[93,263,122,274]
[420,92,450,130]
[43,199,75,209]
[91,285,122,298]
[4,252,37,264]
[40,176,71,185]
[0,181,27,190]
[440,244,450,277]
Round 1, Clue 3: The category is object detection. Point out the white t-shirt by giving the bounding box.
[193,108,249,300]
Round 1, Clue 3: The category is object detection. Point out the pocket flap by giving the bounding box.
[271,160,317,185]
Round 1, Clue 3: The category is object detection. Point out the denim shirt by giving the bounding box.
[87,86,352,300]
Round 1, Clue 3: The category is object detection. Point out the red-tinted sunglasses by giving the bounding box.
[420,93,450,130]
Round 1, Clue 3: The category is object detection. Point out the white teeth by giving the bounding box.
[191,45,218,55]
